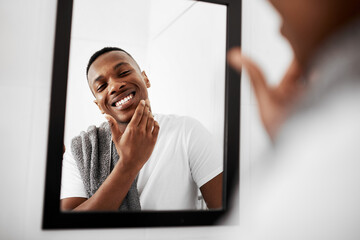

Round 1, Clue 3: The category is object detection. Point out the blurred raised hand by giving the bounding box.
[227,47,304,140]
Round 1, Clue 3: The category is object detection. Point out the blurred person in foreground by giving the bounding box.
[228,0,360,239]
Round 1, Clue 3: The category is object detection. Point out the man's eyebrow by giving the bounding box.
[91,62,130,84]
[113,62,130,70]
[93,75,104,84]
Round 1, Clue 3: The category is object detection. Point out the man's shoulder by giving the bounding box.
[71,121,110,147]
[74,121,109,136]
[155,113,200,126]
[154,114,206,138]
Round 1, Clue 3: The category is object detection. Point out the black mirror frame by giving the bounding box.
[43,0,241,229]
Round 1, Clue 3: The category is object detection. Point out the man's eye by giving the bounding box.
[118,70,131,77]
[97,84,106,92]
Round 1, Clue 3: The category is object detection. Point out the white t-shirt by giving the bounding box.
[61,114,223,210]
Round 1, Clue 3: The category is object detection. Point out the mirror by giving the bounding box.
[64,0,225,211]
[43,0,240,228]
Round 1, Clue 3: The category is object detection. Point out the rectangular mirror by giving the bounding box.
[43,0,240,228]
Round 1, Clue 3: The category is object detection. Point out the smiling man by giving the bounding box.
[60,47,223,211]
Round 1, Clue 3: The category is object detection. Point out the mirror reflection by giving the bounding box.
[61,0,226,211]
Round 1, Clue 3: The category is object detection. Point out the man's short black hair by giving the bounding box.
[86,47,135,77]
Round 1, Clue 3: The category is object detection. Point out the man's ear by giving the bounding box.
[94,99,105,114]
[142,71,151,88]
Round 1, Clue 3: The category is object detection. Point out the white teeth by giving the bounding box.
[115,93,133,107]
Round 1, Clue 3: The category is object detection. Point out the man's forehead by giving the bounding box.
[88,51,137,80]
[90,51,132,71]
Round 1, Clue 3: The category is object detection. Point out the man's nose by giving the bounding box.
[108,78,126,95]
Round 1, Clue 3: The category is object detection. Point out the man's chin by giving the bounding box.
[114,110,136,125]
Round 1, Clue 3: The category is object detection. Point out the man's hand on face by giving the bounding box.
[227,47,304,140]
[105,99,160,174]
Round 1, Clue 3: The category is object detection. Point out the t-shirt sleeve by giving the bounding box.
[185,117,223,188]
[60,146,88,199]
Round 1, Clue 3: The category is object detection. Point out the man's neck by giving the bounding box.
[117,122,128,134]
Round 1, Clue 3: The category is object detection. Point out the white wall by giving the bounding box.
[0,0,291,239]
[146,0,226,154]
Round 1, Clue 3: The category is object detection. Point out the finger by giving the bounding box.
[227,47,243,72]
[279,59,303,89]
[129,100,146,127]
[145,99,151,111]
[242,55,269,96]
[138,105,150,129]
[104,114,123,141]
[228,47,270,99]
[272,59,304,101]
[285,59,301,78]
[146,112,155,132]
[152,121,160,138]
[144,99,153,131]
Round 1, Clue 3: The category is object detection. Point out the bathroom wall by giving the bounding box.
[0,0,291,239]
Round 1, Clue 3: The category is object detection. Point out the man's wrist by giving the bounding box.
[114,158,141,179]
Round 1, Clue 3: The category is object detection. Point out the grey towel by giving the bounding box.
[71,121,141,211]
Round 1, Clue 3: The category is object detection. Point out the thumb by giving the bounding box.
[104,114,123,141]
[227,47,270,99]
[277,58,303,93]
[227,47,243,72]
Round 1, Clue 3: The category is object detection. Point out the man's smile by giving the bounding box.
[111,90,136,110]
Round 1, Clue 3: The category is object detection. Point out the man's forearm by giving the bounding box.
[200,173,223,209]
[66,163,139,211]
[62,100,159,211]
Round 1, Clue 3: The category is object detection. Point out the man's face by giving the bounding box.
[268,0,314,59]
[268,0,342,64]
[88,51,150,124]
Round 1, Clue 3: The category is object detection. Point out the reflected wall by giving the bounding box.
[65,0,226,150]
